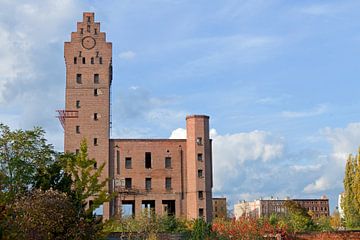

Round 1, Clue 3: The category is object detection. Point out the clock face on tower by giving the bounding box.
[82,36,96,50]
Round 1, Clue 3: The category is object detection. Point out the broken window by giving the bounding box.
[94,74,99,84]
[76,74,82,84]
[165,157,171,169]
[145,152,151,168]
[165,177,172,190]
[125,157,132,169]
[145,178,152,191]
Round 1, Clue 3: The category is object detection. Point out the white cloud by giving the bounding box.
[119,50,136,60]
[282,104,327,118]
[304,176,332,193]
[169,128,186,139]
[302,122,360,194]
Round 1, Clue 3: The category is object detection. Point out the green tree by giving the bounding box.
[284,200,316,233]
[342,150,360,228]
[0,124,55,204]
[61,139,110,216]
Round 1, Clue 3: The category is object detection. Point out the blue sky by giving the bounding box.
[1,0,360,212]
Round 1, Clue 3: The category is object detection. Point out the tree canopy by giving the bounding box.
[342,149,360,228]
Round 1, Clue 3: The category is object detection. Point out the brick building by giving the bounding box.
[234,196,329,219]
[212,197,227,219]
[59,12,213,221]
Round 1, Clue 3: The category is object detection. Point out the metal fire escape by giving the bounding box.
[56,110,79,129]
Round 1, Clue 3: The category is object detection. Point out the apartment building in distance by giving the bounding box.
[58,12,213,221]
[234,196,329,219]
[212,197,227,219]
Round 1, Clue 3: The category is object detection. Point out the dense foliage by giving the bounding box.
[342,150,360,228]
[0,124,109,239]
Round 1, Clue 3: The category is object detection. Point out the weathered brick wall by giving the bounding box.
[107,232,187,240]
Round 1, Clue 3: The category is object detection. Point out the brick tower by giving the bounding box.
[63,12,112,218]
[185,115,213,221]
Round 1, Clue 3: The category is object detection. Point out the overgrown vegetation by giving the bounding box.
[0,124,109,239]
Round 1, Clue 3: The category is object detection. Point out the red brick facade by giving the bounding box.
[63,13,213,221]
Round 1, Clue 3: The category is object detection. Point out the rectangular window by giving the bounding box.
[145,178,151,191]
[99,57,103,64]
[125,178,132,189]
[197,153,203,161]
[198,191,204,200]
[76,149,79,154]
[94,113,98,120]
[165,177,172,190]
[198,169,203,178]
[125,157,132,169]
[80,28,83,34]
[196,137,202,145]
[76,125,80,134]
[76,74,82,84]
[76,100,80,108]
[94,28,98,35]
[165,157,171,169]
[82,57,86,64]
[94,89,98,96]
[94,138,98,146]
[199,208,204,217]
[91,57,94,64]
[74,57,77,64]
[145,152,152,168]
[93,161,97,169]
[116,150,120,174]
[94,74,99,84]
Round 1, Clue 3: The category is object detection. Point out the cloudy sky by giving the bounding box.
[1,0,360,212]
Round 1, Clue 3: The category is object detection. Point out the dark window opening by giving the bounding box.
[125,157,132,169]
[198,191,204,200]
[94,89,98,96]
[145,152,152,168]
[94,113,98,120]
[76,74,82,84]
[82,57,86,64]
[165,177,172,190]
[79,51,82,57]
[162,200,175,216]
[76,149,79,154]
[165,157,171,169]
[94,74,99,84]
[91,57,94,64]
[80,28,83,34]
[94,28,98,35]
[197,153,203,161]
[99,57,103,64]
[76,125,80,134]
[125,178,132,189]
[145,178,152,191]
[94,138,98,146]
[94,161,97,169]
[87,25,90,33]
[199,208,204,218]
[96,51,99,57]
[142,200,155,216]
[76,100,80,108]
[116,150,120,174]
[198,169,203,178]
[74,57,77,64]
[87,16,91,23]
